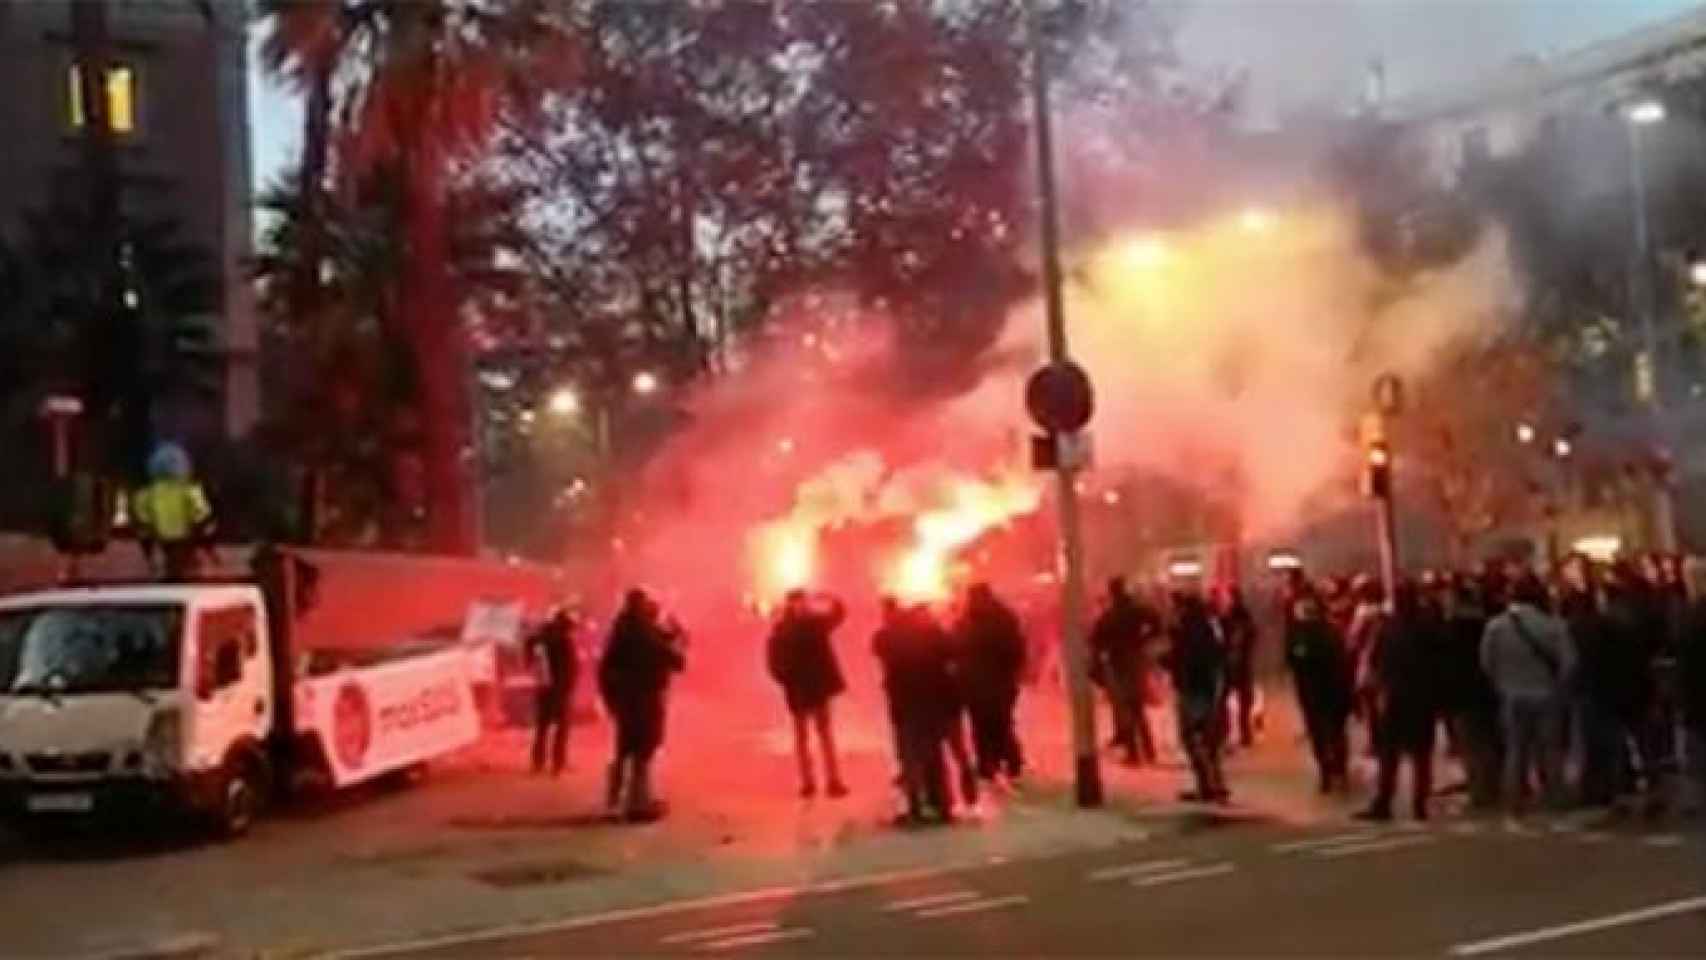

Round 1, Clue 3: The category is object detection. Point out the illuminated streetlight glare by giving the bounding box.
[1119,235,1169,270]
[1553,437,1574,459]
[547,387,581,417]
[631,370,661,396]
[1627,99,1666,125]
[1238,207,1275,234]
[1515,422,1536,445]
[1690,260,1706,288]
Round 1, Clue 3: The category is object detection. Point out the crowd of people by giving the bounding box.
[518,550,1706,829]
[1280,554,1706,823]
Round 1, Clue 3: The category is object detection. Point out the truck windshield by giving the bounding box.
[0,605,184,695]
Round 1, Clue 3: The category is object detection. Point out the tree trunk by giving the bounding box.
[402,151,474,555]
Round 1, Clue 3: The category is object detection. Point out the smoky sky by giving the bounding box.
[1175,0,1703,123]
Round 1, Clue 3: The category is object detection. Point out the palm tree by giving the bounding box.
[258,0,573,554]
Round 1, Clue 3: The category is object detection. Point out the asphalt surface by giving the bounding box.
[346,812,1706,958]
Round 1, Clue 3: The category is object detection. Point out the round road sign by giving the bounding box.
[1026,362,1095,433]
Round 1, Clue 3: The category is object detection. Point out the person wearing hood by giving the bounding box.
[1357,581,1444,822]
[1285,588,1353,794]
[598,589,686,821]
[874,599,955,823]
[767,589,850,799]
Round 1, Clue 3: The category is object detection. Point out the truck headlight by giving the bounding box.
[143,707,182,778]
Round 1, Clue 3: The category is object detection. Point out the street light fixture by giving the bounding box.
[631,370,660,397]
[1626,99,1667,125]
[1689,259,1706,288]
[1515,422,1536,445]
[1239,207,1274,234]
[1553,437,1573,460]
[547,387,581,418]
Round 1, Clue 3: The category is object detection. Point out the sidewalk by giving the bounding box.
[1,684,1352,959]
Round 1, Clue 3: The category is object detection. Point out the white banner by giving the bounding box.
[293,647,479,788]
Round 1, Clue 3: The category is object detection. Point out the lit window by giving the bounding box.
[67,62,137,134]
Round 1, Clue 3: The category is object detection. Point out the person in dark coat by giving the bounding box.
[1089,577,1161,765]
[1596,563,1669,813]
[1440,575,1501,810]
[1215,584,1260,749]
[1358,581,1444,822]
[525,607,580,777]
[954,583,1028,781]
[1285,589,1353,794]
[874,599,954,823]
[598,589,686,821]
[767,589,850,798]
[1165,591,1229,803]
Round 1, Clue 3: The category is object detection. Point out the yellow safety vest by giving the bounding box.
[132,480,211,543]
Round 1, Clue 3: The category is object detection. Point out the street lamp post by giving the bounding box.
[1623,98,1678,551]
[1028,3,1102,808]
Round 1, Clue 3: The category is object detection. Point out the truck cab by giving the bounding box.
[0,583,275,837]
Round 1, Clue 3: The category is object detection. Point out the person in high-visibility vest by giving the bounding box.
[132,443,214,581]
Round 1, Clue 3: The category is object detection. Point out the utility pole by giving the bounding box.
[1028,3,1102,808]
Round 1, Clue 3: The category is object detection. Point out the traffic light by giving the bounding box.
[1366,441,1392,499]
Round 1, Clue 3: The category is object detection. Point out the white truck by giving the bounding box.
[0,557,481,839]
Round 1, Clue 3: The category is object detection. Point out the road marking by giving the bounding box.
[883,891,980,913]
[660,922,779,946]
[1449,894,1706,956]
[1087,858,1192,882]
[1578,831,1611,844]
[1313,835,1433,859]
[699,928,814,952]
[324,862,974,959]
[1130,863,1237,887]
[1447,823,1483,836]
[1643,833,1685,848]
[1270,831,1378,854]
[913,895,1029,919]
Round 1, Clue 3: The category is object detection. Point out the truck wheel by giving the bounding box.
[214,760,263,841]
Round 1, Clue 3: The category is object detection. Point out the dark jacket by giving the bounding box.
[1599,587,1659,717]
[1369,609,1443,722]
[767,601,847,713]
[598,610,685,717]
[1681,599,1706,732]
[525,613,579,699]
[874,611,956,725]
[1218,600,1258,680]
[1285,616,1352,717]
[1439,607,1495,715]
[955,596,1027,700]
[1089,595,1159,685]
[1165,602,1225,699]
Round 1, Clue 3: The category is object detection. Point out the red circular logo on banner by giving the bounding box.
[332,682,372,772]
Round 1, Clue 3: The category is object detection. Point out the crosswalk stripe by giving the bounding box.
[913,895,1030,919]
[698,928,814,952]
[1131,863,1237,887]
[884,891,980,912]
[1314,835,1433,859]
[1270,831,1378,853]
[1643,834,1685,848]
[660,922,778,946]
[1087,858,1192,882]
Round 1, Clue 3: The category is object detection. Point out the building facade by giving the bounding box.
[0,0,257,440]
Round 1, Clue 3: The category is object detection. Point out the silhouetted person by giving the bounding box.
[1285,590,1352,794]
[954,583,1028,781]
[1090,577,1161,765]
[1166,591,1229,803]
[874,600,953,823]
[1440,576,1501,810]
[1358,582,1443,822]
[525,607,579,777]
[767,589,849,799]
[598,589,686,822]
[1215,584,1260,748]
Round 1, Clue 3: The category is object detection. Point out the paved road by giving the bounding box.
[353,814,1706,958]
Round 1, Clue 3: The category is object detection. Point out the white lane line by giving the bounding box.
[883,891,980,912]
[913,895,1030,919]
[1448,823,1483,836]
[1449,894,1706,956]
[1131,863,1237,887]
[1644,833,1685,848]
[1086,858,1192,883]
[660,922,778,946]
[1578,831,1611,844]
[1313,835,1434,859]
[698,928,814,952]
[1270,831,1378,854]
